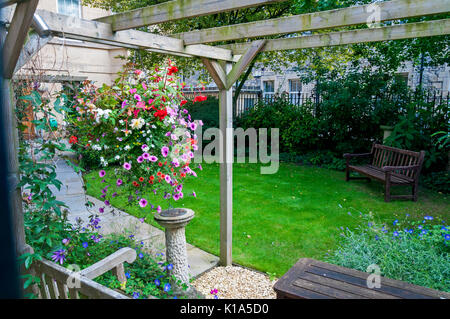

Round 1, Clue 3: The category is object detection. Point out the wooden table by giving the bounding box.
[274,258,450,299]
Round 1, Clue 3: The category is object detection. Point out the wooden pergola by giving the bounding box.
[1,0,449,268]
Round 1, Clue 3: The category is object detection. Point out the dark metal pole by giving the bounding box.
[0,24,22,299]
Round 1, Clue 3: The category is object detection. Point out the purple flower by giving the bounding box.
[112,192,118,197]
[167,264,173,270]
[132,292,140,299]
[198,164,203,171]
[164,283,171,292]
[62,238,70,245]
[139,198,148,208]
[192,191,196,198]
[139,253,144,259]
[142,152,150,160]
[104,200,110,206]
[99,207,105,213]
[125,272,131,279]
[116,179,123,186]
[161,146,169,158]
[137,156,144,163]
[122,100,128,108]
[123,162,131,170]
[154,279,160,286]
[189,122,197,130]
[173,193,180,201]
[149,155,158,162]
[51,249,66,265]
[444,234,450,241]
[157,206,161,213]
[99,170,106,177]
[175,184,183,192]
[141,144,148,151]
[82,242,89,248]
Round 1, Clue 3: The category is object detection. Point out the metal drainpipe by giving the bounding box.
[31,14,50,38]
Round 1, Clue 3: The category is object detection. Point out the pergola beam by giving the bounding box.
[177,0,450,44]
[96,0,285,32]
[224,19,450,54]
[2,0,38,78]
[14,32,52,74]
[201,58,227,90]
[36,9,238,62]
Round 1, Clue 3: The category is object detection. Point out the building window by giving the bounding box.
[289,79,302,104]
[57,0,81,17]
[263,80,274,101]
[394,72,409,86]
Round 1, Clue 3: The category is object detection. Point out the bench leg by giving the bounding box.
[412,182,418,202]
[384,173,391,202]
[346,166,350,181]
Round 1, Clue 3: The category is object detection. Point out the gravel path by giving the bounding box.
[192,266,277,299]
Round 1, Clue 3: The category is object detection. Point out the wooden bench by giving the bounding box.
[274,258,450,299]
[344,144,425,202]
[25,245,144,299]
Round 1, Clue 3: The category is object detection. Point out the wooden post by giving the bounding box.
[219,62,233,266]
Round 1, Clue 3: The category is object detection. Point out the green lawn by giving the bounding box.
[84,162,449,277]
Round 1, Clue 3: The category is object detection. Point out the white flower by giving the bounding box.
[114,155,120,160]
[124,145,131,151]
[92,144,102,151]
[130,118,145,130]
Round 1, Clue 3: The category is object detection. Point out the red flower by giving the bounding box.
[139,177,144,182]
[69,136,78,144]
[180,100,187,107]
[180,173,186,178]
[193,95,207,103]
[158,162,163,167]
[132,181,139,187]
[154,108,167,121]
[149,175,155,181]
[167,65,178,75]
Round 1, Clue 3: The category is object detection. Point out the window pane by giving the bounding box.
[58,0,81,17]
[289,79,301,92]
[263,81,274,92]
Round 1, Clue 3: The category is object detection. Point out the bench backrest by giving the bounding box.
[371,144,425,180]
[30,258,130,299]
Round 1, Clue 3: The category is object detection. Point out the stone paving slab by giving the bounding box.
[52,157,219,279]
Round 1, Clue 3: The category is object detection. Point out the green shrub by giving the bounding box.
[185,96,219,132]
[422,171,450,194]
[326,214,450,292]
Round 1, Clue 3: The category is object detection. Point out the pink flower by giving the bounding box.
[192,191,196,198]
[134,70,142,75]
[134,94,141,101]
[122,100,128,108]
[156,206,161,213]
[142,82,147,90]
[142,152,150,160]
[137,156,144,163]
[123,162,131,170]
[99,170,106,177]
[161,146,169,157]
[116,179,123,186]
[149,156,158,162]
[189,122,197,130]
[129,88,137,94]
[139,198,148,208]
[148,99,154,105]
[136,101,145,109]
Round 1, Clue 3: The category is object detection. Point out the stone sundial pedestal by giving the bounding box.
[154,208,195,295]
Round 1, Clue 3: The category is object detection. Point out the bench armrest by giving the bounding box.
[343,152,372,159]
[382,165,420,172]
[79,247,136,282]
